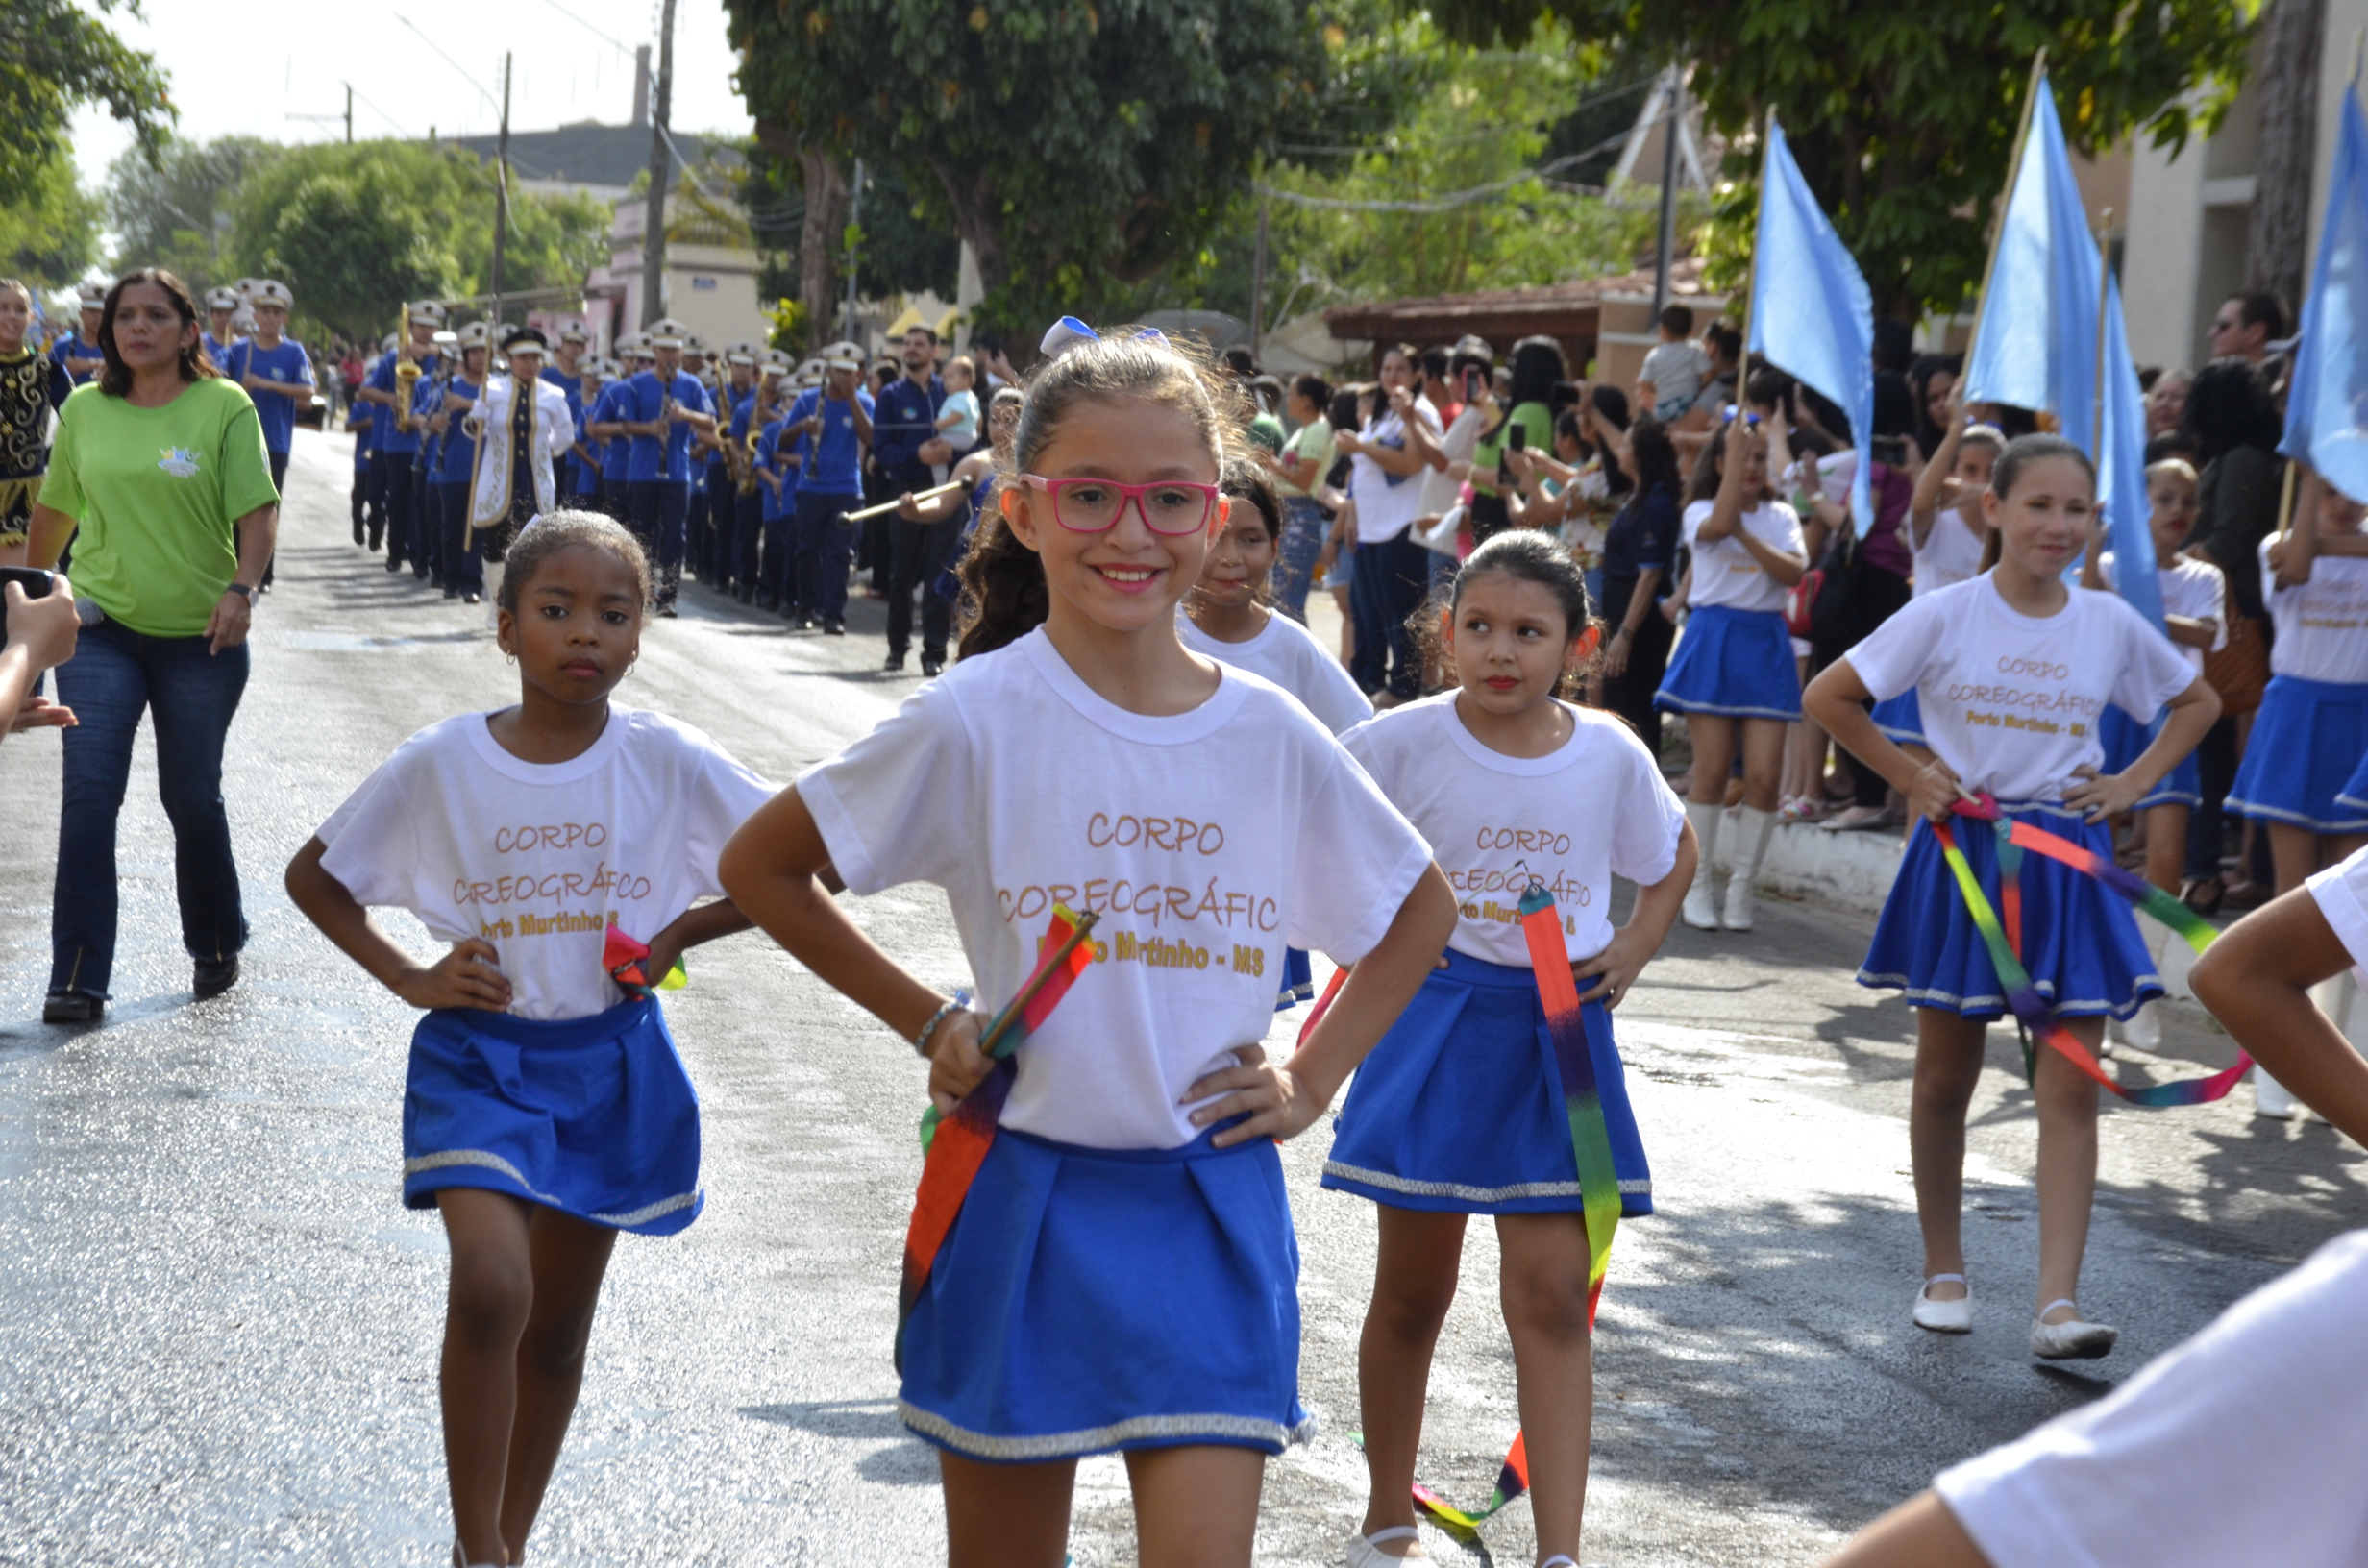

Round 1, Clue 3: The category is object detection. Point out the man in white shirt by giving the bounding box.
[1332,346,1443,705]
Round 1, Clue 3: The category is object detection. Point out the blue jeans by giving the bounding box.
[49,618,251,998]
[794,490,859,620]
[1275,496,1328,624]
[1348,527,1431,700]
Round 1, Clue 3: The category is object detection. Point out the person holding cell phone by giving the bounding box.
[1,568,78,739]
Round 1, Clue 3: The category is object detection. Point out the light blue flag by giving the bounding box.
[2282,85,2368,503]
[1963,76,2161,631]
[1748,115,1874,532]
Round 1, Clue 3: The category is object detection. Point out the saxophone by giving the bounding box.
[737,422,761,495]
[393,304,421,433]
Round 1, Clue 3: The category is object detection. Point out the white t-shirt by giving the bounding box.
[1680,498,1805,614]
[1352,395,1444,543]
[1177,609,1373,736]
[1911,505,1986,599]
[1639,339,1709,411]
[2261,536,2368,683]
[2099,552,2229,677]
[1936,1228,2368,1568]
[795,627,1434,1150]
[1413,403,1485,519]
[1844,576,2196,805]
[2306,843,2368,991]
[1342,694,1685,967]
[315,707,776,1021]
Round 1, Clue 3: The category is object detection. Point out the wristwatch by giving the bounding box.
[223,582,257,603]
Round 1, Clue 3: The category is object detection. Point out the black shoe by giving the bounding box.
[368,533,382,552]
[792,611,814,629]
[737,584,757,605]
[42,990,103,1024]
[921,656,943,677]
[884,652,906,672]
[656,601,678,619]
[464,591,481,605]
[412,568,431,581]
[823,618,845,636]
[443,586,460,600]
[384,555,403,572]
[193,955,240,999]
[352,520,365,546]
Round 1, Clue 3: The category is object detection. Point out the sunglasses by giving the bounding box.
[1023,475,1222,535]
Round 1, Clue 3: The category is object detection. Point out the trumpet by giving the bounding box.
[393,304,421,433]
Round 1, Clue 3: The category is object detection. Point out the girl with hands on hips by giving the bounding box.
[1326,529,1694,1568]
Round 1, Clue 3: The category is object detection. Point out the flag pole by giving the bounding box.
[1737,106,1771,407]
[1964,50,2048,378]
[2092,206,2113,459]
[2278,452,2300,539]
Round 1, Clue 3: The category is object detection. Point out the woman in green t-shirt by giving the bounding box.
[1466,336,1564,545]
[26,268,281,1023]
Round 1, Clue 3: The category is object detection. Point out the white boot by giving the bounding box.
[1723,805,1777,931]
[1683,799,1722,931]
[2256,1064,2301,1120]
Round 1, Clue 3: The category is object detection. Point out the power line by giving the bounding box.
[348,83,416,138]
[1275,72,1659,159]
[1254,116,1660,213]
[530,0,635,53]
[393,15,503,113]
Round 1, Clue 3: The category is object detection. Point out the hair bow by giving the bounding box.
[1038,316,1170,359]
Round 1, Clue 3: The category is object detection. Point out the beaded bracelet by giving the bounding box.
[912,989,972,1058]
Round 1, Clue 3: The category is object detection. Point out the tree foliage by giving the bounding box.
[728,0,1356,335]
[101,139,610,342]
[0,150,101,287]
[0,0,171,210]
[1418,0,2258,318]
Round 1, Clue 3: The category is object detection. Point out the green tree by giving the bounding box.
[218,140,608,340]
[0,150,101,286]
[0,0,172,209]
[105,135,276,290]
[728,0,1350,335]
[1420,0,2257,318]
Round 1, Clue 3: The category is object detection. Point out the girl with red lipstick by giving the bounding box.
[1323,529,1696,1568]
[1805,435,2217,1361]
[719,328,1456,1568]
[284,512,771,1568]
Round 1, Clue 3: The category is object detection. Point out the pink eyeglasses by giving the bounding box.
[1023,474,1222,535]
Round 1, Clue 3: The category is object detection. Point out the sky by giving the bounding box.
[68,0,755,196]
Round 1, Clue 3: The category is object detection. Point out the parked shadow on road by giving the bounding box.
[739,1398,939,1486]
[0,993,192,1056]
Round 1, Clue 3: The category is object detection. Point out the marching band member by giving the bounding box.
[466,326,574,621]
[50,282,107,386]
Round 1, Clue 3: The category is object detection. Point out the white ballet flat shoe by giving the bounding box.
[2030,1300,2118,1360]
[1720,872,1756,932]
[1346,1526,1425,1566]
[1912,1273,1972,1333]
[1682,881,1720,931]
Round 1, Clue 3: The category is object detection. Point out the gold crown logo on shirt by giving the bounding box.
[157,447,201,478]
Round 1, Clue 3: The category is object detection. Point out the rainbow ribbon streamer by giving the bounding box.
[897,904,1098,1366]
[1933,801,2246,1107]
[1410,880,1616,1533]
[602,921,686,999]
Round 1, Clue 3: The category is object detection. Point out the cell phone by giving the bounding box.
[0,566,55,642]
[1508,424,1528,452]
[1871,434,1911,468]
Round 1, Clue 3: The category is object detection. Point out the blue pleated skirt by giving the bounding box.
[1871,688,1926,747]
[1276,947,1314,1011]
[1321,950,1652,1215]
[2099,704,2201,809]
[898,1123,1310,1462]
[1655,603,1802,720]
[1859,810,2162,1020]
[402,998,703,1235]
[2337,746,2368,814]
[2229,674,2368,833]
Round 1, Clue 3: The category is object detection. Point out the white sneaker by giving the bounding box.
[1683,880,1720,931]
[2257,1066,2301,1120]
[1346,1526,1425,1566]
[2030,1301,2117,1360]
[1721,872,1756,932]
[1912,1274,1971,1333]
[2121,1000,2161,1053]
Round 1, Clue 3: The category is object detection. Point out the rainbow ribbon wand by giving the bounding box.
[1411,879,1616,1533]
[897,906,1098,1365]
[1933,804,2247,1107]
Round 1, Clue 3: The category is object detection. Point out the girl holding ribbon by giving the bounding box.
[284,513,771,1568]
[1805,434,2218,1361]
[717,327,1456,1568]
[1325,528,1694,1568]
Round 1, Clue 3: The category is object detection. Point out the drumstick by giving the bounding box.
[838,478,972,525]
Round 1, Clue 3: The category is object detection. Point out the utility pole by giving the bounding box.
[843,158,864,343]
[640,0,678,328]
[344,83,354,143]
[1249,192,1270,361]
[1650,68,1683,321]
[490,53,513,328]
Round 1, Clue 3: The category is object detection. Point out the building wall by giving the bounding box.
[2122,0,2368,373]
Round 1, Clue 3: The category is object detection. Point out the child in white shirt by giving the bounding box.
[930,355,982,483]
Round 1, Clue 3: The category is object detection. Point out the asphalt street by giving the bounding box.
[3,433,2364,1567]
